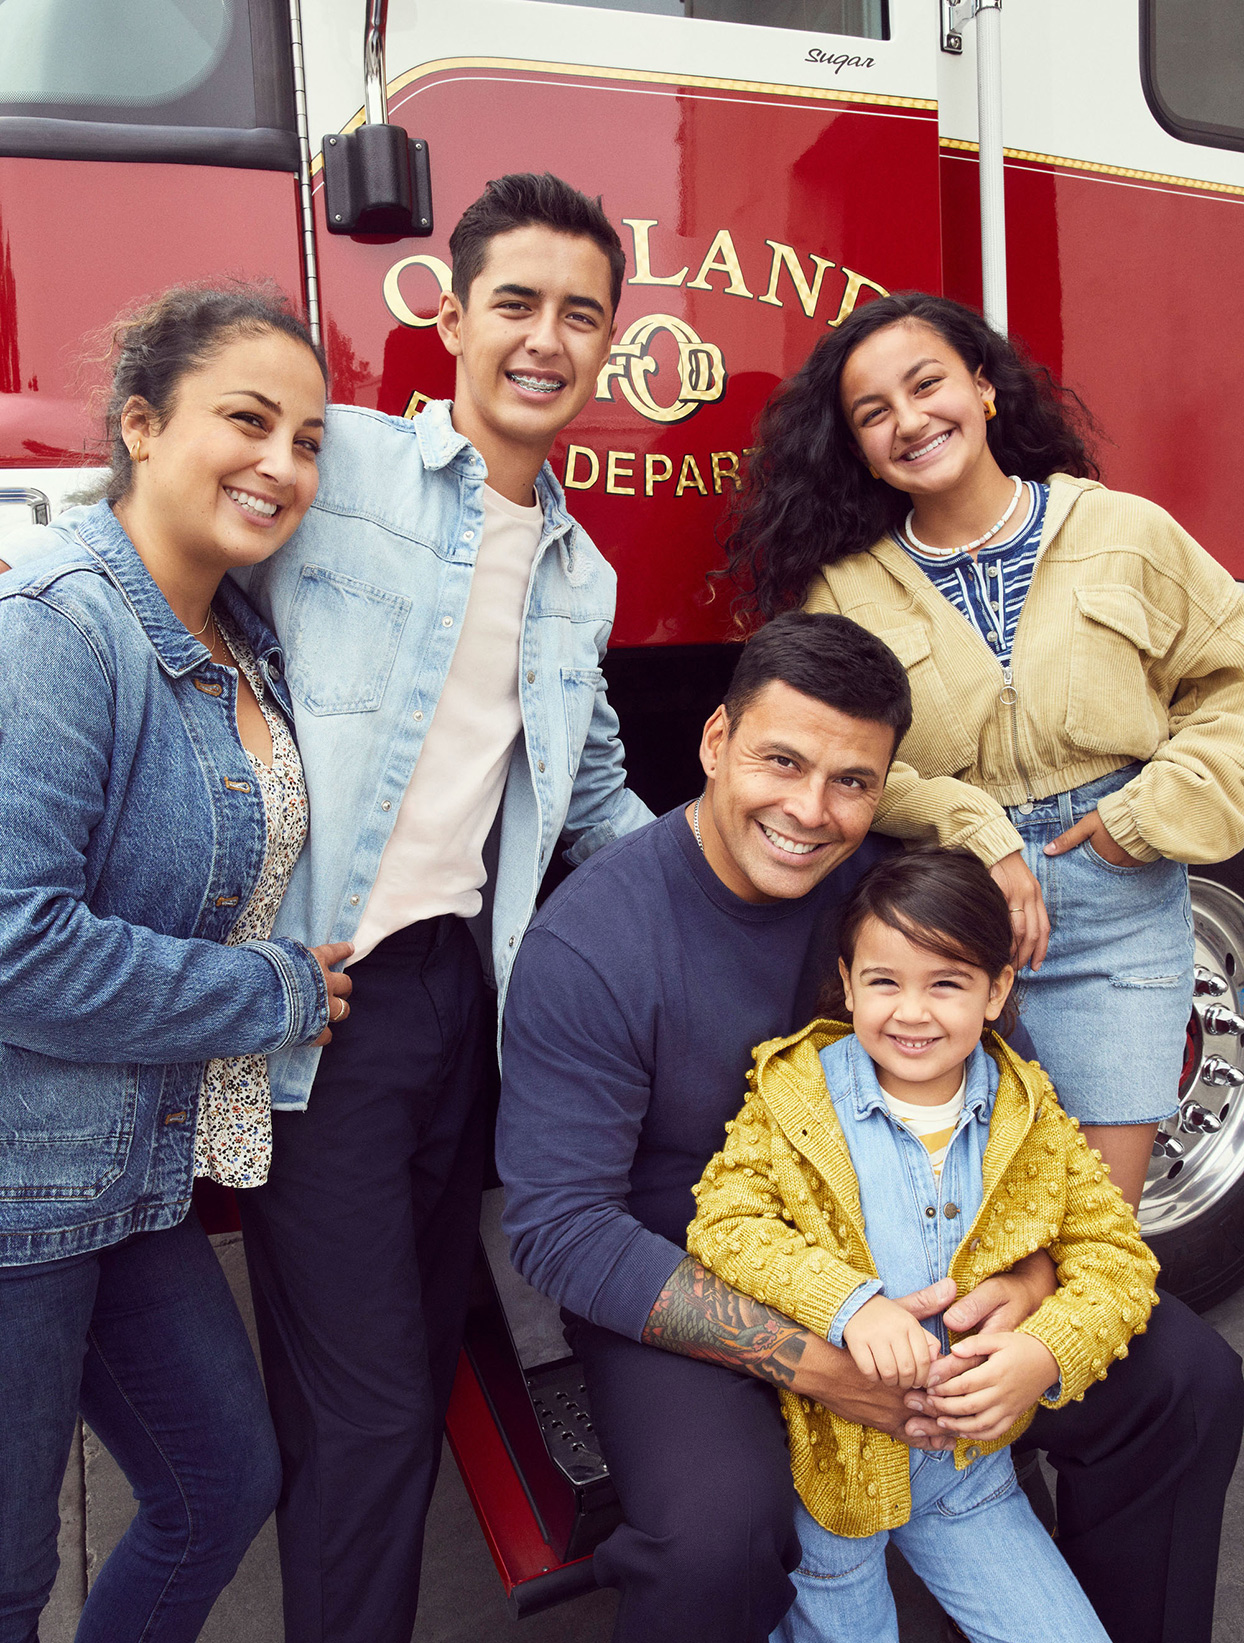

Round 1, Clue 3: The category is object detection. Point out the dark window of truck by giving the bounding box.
[1142,0,1244,153]
[528,0,889,40]
[0,0,297,169]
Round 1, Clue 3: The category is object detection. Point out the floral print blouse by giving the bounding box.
[194,619,308,1188]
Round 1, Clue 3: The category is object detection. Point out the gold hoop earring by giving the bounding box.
[867,463,880,479]
[130,444,141,461]
[983,399,997,421]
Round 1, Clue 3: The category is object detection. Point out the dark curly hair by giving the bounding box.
[96,282,326,504]
[717,292,1100,627]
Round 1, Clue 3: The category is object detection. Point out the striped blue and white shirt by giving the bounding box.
[892,481,1049,668]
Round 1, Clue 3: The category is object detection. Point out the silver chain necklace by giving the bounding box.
[692,795,705,852]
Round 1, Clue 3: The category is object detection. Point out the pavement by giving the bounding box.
[41,1235,1244,1642]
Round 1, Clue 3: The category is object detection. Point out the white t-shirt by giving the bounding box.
[349,484,543,962]
[881,1074,967,1179]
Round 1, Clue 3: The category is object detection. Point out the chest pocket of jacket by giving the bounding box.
[561,667,602,778]
[1065,584,1179,757]
[0,1050,138,1200]
[284,566,412,716]
[874,621,978,775]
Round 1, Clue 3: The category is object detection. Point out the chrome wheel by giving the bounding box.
[1141,878,1244,1239]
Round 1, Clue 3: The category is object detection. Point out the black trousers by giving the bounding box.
[570,1288,1243,1643]
[238,918,491,1643]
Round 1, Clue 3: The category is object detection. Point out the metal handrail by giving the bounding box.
[363,0,389,126]
[0,487,50,526]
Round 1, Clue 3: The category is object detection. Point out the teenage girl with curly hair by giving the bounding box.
[719,291,1244,1212]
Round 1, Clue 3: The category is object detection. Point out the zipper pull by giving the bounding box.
[999,665,1019,706]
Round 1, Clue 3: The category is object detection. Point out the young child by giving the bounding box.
[686,849,1159,1643]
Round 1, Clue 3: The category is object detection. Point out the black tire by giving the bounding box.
[1141,851,1244,1311]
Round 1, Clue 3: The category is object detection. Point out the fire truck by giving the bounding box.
[3,0,1244,1614]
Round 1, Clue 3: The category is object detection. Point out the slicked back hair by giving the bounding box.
[721,610,913,753]
[448,172,626,314]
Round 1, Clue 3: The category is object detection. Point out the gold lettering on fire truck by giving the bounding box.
[759,242,838,319]
[622,220,689,287]
[383,254,452,327]
[685,230,754,300]
[619,221,887,328]
[596,314,727,425]
[565,447,748,498]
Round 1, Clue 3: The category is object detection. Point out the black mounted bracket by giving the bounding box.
[322,124,432,236]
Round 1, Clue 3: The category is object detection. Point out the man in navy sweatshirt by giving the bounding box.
[497,611,1242,1643]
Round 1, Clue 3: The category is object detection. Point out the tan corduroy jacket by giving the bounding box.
[804,475,1244,865]
[686,1022,1159,1539]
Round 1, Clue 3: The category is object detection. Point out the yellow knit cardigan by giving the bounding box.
[685,1022,1159,1538]
[804,475,1244,868]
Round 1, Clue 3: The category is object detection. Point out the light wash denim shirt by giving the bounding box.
[820,1034,998,1350]
[0,504,329,1261]
[6,403,652,1108]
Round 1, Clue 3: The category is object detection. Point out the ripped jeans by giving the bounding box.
[1009,764,1193,1124]
[773,1450,1107,1643]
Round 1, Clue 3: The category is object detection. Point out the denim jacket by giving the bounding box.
[819,1033,997,1350]
[232,401,651,1105]
[0,504,329,1262]
[9,405,652,1108]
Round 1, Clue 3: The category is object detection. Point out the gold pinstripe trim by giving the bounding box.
[940,136,1244,199]
[312,55,935,175]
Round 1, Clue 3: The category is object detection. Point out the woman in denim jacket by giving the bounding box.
[0,287,350,1643]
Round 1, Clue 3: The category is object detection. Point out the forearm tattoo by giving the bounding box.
[641,1257,810,1389]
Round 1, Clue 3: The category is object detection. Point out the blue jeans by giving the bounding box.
[773,1451,1108,1643]
[0,1212,280,1643]
[1010,764,1194,1124]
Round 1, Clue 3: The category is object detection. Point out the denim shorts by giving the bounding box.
[1008,764,1193,1126]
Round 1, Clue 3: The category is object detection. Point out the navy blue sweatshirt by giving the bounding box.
[497,806,893,1342]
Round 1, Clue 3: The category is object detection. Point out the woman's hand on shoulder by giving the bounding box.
[988,851,1051,971]
[1044,808,1142,869]
[310,941,353,1045]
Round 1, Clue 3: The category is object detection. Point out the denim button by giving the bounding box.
[925,1206,937,1218]
[944,1203,960,1219]
[442,615,453,627]
[526,670,536,683]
